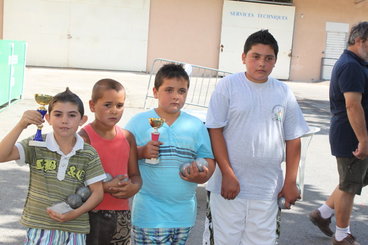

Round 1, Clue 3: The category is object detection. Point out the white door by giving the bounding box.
[321,22,349,80]
[3,0,150,71]
[219,1,295,80]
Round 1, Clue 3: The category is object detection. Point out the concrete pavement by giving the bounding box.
[0,67,367,245]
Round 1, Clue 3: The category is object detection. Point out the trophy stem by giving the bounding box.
[146,118,164,164]
[151,131,160,141]
[33,128,43,141]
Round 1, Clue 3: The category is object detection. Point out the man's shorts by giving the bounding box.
[131,226,191,245]
[337,157,368,195]
[86,210,131,245]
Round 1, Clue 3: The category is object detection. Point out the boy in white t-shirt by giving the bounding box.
[205,29,309,245]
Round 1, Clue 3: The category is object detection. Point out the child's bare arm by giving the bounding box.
[0,110,44,162]
[209,127,240,200]
[109,130,142,198]
[78,128,90,144]
[47,181,104,222]
[279,137,301,208]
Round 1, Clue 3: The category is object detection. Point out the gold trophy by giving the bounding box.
[29,94,53,147]
[145,118,165,164]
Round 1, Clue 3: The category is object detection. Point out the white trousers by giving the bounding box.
[210,193,278,245]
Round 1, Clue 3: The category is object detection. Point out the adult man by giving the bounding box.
[309,22,368,245]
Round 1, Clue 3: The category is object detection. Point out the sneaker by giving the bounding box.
[309,209,334,237]
[332,234,360,245]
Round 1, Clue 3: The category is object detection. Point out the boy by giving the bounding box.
[205,30,309,245]
[0,88,105,244]
[125,63,215,244]
[79,78,142,245]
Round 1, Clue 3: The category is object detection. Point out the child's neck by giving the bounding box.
[54,134,76,155]
[154,108,180,126]
[91,121,116,139]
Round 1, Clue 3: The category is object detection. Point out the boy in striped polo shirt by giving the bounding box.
[125,63,215,245]
[0,88,105,245]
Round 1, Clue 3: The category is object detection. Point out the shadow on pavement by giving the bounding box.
[0,164,28,244]
[298,98,330,136]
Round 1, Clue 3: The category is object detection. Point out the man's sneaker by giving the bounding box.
[332,234,360,245]
[309,209,334,237]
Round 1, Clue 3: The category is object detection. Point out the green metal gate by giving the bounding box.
[0,40,27,110]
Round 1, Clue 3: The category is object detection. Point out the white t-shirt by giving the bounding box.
[206,72,309,200]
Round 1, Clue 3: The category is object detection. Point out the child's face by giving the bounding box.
[89,89,126,128]
[242,43,277,83]
[46,102,87,139]
[153,77,188,115]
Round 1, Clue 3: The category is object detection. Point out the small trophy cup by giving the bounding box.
[29,94,53,147]
[145,118,165,164]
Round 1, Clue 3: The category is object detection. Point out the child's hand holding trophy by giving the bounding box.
[145,118,164,164]
[29,94,53,147]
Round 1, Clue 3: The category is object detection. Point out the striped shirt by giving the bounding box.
[125,109,214,228]
[16,132,105,234]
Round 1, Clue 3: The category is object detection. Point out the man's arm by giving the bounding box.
[344,92,368,159]
[209,127,240,200]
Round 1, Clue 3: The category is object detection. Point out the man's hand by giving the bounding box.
[353,141,368,159]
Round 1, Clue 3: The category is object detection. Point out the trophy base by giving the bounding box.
[145,158,160,164]
[29,140,47,147]
[48,202,73,214]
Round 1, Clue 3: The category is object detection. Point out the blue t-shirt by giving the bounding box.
[329,49,368,157]
[125,109,213,228]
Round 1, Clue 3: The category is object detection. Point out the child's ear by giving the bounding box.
[241,52,246,64]
[153,87,158,99]
[79,115,88,126]
[45,114,51,124]
[89,100,95,112]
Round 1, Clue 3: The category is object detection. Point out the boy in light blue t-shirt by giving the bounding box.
[125,63,215,245]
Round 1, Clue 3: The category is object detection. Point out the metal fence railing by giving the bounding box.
[143,58,232,110]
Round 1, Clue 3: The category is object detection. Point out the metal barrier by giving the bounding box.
[0,40,27,111]
[143,58,232,110]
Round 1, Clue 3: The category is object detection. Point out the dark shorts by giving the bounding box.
[337,157,368,195]
[86,210,131,245]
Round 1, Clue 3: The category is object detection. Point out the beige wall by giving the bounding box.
[2,0,367,81]
[290,0,368,81]
[148,0,368,81]
[146,0,223,71]
[0,0,3,39]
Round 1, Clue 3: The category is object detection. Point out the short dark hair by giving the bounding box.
[91,78,125,102]
[243,29,279,58]
[48,87,84,117]
[348,21,368,46]
[154,63,190,89]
